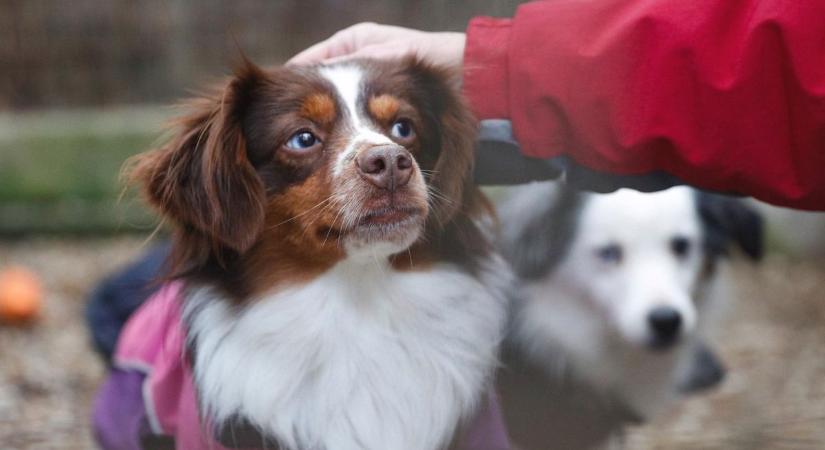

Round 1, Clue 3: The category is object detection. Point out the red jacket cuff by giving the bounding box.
[463,17,511,120]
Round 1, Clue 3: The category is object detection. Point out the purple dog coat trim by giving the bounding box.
[92,369,150,450]
[461,391,511,449]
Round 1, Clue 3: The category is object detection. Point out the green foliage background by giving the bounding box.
[0,109,166,234]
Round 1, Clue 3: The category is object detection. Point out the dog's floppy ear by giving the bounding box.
[403,58,478,227]
[500,183,583,280]
[129,61,268,254]
[696,191,764,261]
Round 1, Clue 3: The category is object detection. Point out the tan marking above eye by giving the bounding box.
[368,94,401,122]
[301,93,336,125]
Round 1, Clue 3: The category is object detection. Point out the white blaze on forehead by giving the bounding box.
[319,64,362,125]
[579,186,701,249]
[318,64,395,175]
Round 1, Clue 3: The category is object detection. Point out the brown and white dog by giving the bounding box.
[127,58,510,450]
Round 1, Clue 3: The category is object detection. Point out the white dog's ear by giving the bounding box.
[500,185,584,279]
[696,192,763,261]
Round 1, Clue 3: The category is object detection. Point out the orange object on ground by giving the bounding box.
[0,266,43,324]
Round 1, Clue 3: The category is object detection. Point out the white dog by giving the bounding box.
[496,182,762,449]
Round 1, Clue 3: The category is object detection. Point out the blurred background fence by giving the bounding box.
[1,0,522,110]
[1,0,824,256]
[0,0,524,235]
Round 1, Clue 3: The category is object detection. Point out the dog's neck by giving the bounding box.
[496,344,642,450]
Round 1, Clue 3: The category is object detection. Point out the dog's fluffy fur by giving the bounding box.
[129,59,509,450]
[496,182,762,449]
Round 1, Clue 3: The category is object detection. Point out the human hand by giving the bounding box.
[289,22,466,68]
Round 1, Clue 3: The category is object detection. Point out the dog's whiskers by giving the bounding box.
[269,196,334,230]
[322,198,348,247]
[299,200,337,241]
[427,185,456,207]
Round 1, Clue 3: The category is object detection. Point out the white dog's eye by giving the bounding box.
[285,131,320,150]
[596,243,623,265]
[390,119,415,140]
[670,236,691,258]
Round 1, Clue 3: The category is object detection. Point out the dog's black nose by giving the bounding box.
[648,306,682,348]
[357,145,413,191]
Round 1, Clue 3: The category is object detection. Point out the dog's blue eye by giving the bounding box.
[596,243,623,264]
[285,131,319,150]
[390,120,414,139]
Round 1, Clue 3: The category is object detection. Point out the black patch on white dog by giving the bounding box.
[696,191,763,261]
[502,185,583,280]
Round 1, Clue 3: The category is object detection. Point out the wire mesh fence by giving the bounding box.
[0,0,524,110]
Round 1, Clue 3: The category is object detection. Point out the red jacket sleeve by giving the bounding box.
[463,0,825,210]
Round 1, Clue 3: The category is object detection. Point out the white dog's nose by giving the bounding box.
[647,306,682,349]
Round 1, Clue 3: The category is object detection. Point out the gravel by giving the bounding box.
[0,238,144,449]
[0,239,823,449]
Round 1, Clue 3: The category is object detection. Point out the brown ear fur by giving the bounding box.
[399,58,493,269]
[402,58,479,228]
[128,62,268,266]
[430,86,479,229]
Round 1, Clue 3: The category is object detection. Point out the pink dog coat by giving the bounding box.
[92,282,510,450]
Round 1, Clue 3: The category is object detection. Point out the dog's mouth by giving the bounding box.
[646,335,682,352]
[314,204,425,247]
[358,206,423,228]
[346,205,426,246]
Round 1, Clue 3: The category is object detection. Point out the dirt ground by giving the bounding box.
[0,238,823,449]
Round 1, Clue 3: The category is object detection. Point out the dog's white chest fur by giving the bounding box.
[184,258,508,450]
